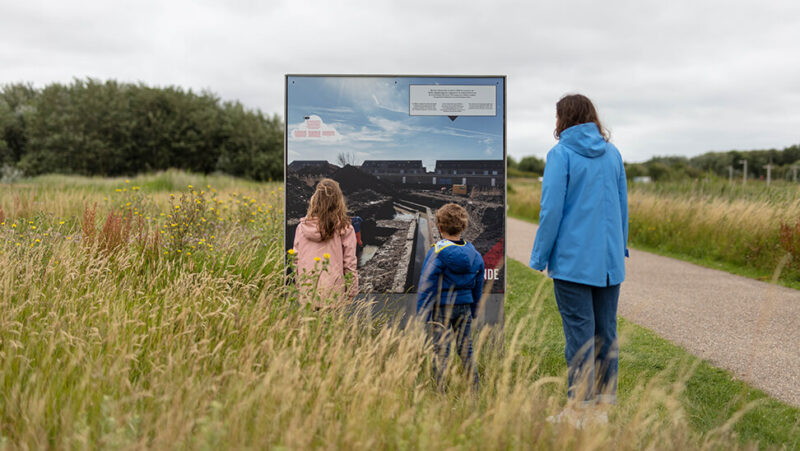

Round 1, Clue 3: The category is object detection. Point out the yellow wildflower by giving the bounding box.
[287,249,296,255]
[314,257,321,262]
[323,253,330,259]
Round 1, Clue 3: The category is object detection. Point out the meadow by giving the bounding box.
[1,172,798,449]
[508,177,800,287]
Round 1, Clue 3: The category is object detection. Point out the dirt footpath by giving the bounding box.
[507,217,800,407]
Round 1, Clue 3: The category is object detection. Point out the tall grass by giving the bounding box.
[0,173,767,448]
[508,177,800,285]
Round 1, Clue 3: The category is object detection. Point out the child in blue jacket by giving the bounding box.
[416,203,484,390]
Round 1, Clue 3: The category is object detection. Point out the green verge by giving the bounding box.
[506,260,800,449]
[507,210,800,292]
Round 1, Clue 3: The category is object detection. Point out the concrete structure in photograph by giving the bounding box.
[289,159,506,187]
[361,159,505,187]
[434,160,505,187]
[360,160,429,184]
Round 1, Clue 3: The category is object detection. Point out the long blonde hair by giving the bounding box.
[306,178,350,241]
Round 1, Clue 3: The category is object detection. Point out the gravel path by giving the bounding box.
[507,217,800,407]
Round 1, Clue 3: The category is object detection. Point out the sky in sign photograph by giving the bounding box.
[287,76,504,170]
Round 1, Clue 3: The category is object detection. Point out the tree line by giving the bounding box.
[625,146,800,181]
[0,78,283,181]
[511,145,800,181]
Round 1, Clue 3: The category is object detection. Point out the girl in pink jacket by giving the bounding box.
[292,178,359,306]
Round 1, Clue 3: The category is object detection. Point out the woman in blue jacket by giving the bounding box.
[530,94,628,423]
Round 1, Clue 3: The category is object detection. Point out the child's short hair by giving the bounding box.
[436,203,469,236]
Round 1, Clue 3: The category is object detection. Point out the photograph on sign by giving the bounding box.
[285,75,505,321]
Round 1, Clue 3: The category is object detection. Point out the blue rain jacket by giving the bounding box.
[529,122,629,286]
[416,239,485,317]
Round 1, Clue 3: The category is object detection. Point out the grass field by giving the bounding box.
[509,177,800,288]
[1,172,798,449]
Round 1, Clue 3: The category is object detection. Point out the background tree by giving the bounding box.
[518,156,545,175]
[2,78,283,181]
[336,151,357,167]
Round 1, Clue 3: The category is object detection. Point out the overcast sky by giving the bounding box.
[2,0,799,162]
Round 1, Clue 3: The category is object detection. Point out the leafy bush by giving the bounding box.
[0,79,283,181]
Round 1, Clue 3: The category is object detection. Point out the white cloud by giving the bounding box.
[289,115,341,142]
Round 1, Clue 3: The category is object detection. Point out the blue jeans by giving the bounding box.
[427,303,479,390]
[552,279,619,404]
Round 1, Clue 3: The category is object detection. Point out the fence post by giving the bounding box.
[763,163,773,186]
[739,160,747,185]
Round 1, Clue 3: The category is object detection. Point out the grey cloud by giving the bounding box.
[2,0,798,163]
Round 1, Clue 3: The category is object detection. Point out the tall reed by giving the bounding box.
[509,178,800,284]
[0,173,753,449]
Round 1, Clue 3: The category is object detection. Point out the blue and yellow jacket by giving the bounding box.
[416,239,485,317]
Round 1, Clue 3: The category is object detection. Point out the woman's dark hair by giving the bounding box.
[554,94,609,141]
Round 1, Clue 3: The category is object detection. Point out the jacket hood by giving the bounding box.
[298,217,323,242]
[299,216,348,242]
[438,241,480,274]
[559,122,607,158]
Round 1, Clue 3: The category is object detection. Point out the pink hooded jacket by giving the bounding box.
[292,217,359,304]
